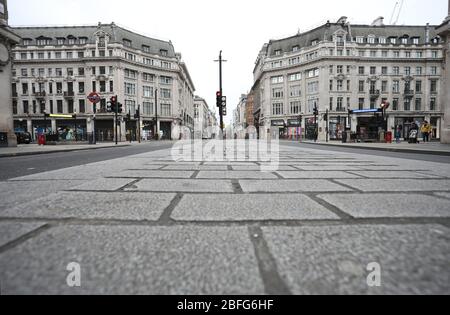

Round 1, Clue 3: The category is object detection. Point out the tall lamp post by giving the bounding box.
[154,88,158,140]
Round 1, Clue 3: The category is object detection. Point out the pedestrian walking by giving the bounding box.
[421,121,432,143]
[395,125,402,144]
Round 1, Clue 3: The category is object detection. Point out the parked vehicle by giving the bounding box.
[15,131,32,144]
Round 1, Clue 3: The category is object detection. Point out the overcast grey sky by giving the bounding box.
[9,0,448,125]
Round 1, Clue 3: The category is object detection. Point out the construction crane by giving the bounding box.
[390,0,405,25]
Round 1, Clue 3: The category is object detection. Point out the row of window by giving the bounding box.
[271,49,440,68]
[270,97,438,116]
[12,99,173,117]
[330,65,439,76]
[124,82,172,99]
[273,35,441,55]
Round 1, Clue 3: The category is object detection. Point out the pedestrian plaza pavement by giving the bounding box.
[0,141,449,294]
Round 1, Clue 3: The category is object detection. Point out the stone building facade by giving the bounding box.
[251,17,444,142]
[438,0,450,144]
[0,0,20,147]
[10,23,196,142]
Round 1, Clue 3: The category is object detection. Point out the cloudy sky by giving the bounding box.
[9,0,448,125]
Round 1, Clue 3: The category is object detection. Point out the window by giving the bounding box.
[370,50,377,57]
[405,67,411,75]
[415,98,422,111]
[57,100,63,113]
[142,45,150,53]
[79,100,85,113]
[393,80,400,93]
[56,68,63,77]
[125,100,136,114]
[23,100,29,114]
[358,98,364,110]
[358,81,365,93]
[337,97,344,111]
[432,51,438,58]
[292,45,300,52]
[123,39,132,47]
[161,62,171,69]
[307,81,319,94]
[430,98,436,111]
[99,81,106,93]
[430,80,437,93]
[337,80,343,91]
[415,81,422,93]
[347,65,351,74]
[359,50,365,57]
[21,69,28,77]
[370,67,376,75]
[381,81,388,93]
[347,80,351,91]
[289,86,301,98]
[160,76,173,84]
[337,65,343,74]
[370,99,376,109]
[77,51,84,59]
[368,37,375,44]
[290,101,301,114]
[405,51,411,58]
[288,73,301,81]
[78,67,85,76]
[272,103,284,115]
[143,86,153,98]
[381,51,388,58]
[124,82,136,95]
[78,82,85,94]
[356,37,364,44]
[274,49,282,56]
[393,66,400,75]
[38,52,44,59]
[126,53,136,61]
[393,51,400,58]
[143,102,153,115]
[416,67,423,75]
[431,66,437,75]
[329,80,333,91]
[38,68,45,77]
[392,98,399,111]
[401,37,408,45]
[67,68,74,76]
[22,83,29,95]
[412,38,419,45]
[160,103,171,116]
[109,81,114,92]
[381,67,388,75]
[358,66,365,75]
[272,88,284,99]
[143,73,154,82]
[271,76,284,84]
[329,97,334,110]
[67,52,73,59]
[379,37,386,44]
[124,69,137,79]
[79,38,87,45]
[160,49,168,56]
[416,51,423,58]
[404,98,411,111]
[160,88,171,99]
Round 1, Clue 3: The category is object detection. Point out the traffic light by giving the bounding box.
[222,106,227,116]
[126,113,131,122]
[134,108,140,120]
[110,96,117,113]
[117,102,123,114]
[221,96,226,108]
[323,113,328,122]
[313,107,319,116]
[216,91,222,107]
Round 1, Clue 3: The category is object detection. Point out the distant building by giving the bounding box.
[251,17,444,141]
[0,0,20,147]
[194,96,217,139]
[438,1,450,144]
[232,94,247,138]
[10,23,196,142]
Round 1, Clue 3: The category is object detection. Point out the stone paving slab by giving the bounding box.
[296,165,365,171]
[1,192,175,221]
[231,165,297,171]
[126,179,235,193]
[70,178,136,191]
[0,225,264,295]
[318,193,450,218]
[0,180,85,211]
[161,165,229,171]
[197,171,278,179]
[239,180,353,193]
[348,171,440,179]
[263,225,450,294]
[335,179,450,192]
[0,222,46,248]
[172,194,339,221]
[112,170,194,179]
[277,171,362,179]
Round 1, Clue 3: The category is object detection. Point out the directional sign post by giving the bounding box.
[87,92,101,145]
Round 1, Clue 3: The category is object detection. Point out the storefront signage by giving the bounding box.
[287,119,301,127]
[351,109,381,114]
[271,120,286,127]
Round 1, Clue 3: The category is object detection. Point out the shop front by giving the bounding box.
[356,115,386,142]
[142,120,155,140]
[305,118,318,141]
[270,119,286,139]
[160,121,172,140]
[56,118,87,141]
[126,120,137,142]
[394,116,425,140]
[287,119,302,140]
[95,119,114,142]
[328,117,347,141]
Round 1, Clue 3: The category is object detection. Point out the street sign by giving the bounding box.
[87,92,101,104]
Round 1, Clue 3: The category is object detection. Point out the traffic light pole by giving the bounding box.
[155,89,159,141]
[115,95,118,146]
[137,105,141,143]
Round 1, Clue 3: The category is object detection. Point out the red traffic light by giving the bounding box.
[216,91,222,97]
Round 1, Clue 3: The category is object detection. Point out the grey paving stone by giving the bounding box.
[0,180,85,211]
[336,179,450,192]
[434,192,450,200]
[70,178,137,191]
[197,171,278,179]
[348,171,440,179]
[172,194,339,221]
[203,162,258,166]
[2,192,175,221]
[318,193,450,218]
[277,171,361,179]
[232,165,297,171]
[263,225,450,294]
[126,179,234,193]
[161,165,229,171]
[112,170,194,178]
[239,180,353,193]
[297,165,364,171]
[0,222,46,248]
[0,226,264,295]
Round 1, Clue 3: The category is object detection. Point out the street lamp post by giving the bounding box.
[155,88,158,140]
